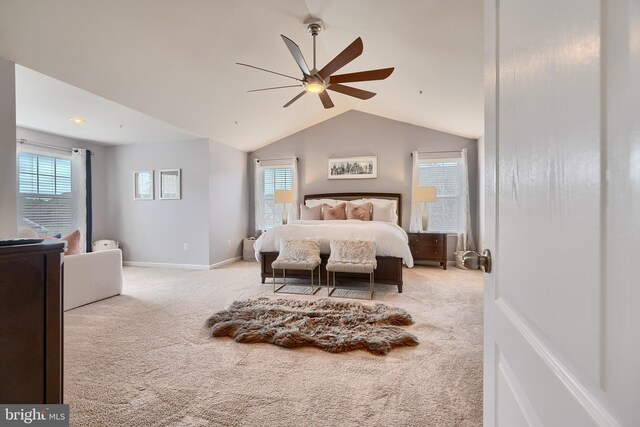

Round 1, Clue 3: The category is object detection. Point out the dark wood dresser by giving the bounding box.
[408,232,448,269]
[0,241,65,403]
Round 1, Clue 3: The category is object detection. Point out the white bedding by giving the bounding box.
[254,220,414,267]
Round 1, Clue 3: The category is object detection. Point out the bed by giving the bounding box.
[255,192,412,293]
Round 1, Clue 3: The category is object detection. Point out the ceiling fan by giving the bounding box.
[236,19,394,109]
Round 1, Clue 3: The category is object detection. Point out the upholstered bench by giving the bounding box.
[271,238,321,294]
[326,240,377,300]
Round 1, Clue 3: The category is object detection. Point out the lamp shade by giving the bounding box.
[414,187,437,202]
[274,189,294,203]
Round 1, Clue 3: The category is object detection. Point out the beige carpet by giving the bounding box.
[64,261,483,426]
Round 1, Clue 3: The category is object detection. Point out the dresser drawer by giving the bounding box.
[408,234,444,248]
[410,245,443,259]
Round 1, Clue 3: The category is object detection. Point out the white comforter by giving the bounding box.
[254,220,414,267]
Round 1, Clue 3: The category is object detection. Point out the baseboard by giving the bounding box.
[123,256,242,271]
[209,256,242,269]
[123,261,210,270]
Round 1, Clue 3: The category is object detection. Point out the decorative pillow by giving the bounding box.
[300,204,322,220]
[18,227,39,238]
[371,203,396,223]
[38,230,83,255]
[329,239,377,266]
[305,198,337,208]
[346,202,372,221]
[322,202,346,220]
[360,198,398,224]
[279,238,321,262]
[62,230,83,255]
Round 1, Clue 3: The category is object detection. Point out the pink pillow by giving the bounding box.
[322,203,346,220]
[346,202,372,221]
[38,230,83,255]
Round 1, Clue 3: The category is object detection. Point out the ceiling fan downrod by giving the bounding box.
[307,22,322,72]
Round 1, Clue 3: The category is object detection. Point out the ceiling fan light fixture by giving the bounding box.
[305,82,325,93]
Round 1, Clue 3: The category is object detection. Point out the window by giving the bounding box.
[254,157,297,232]
[262,167,293,230]
[416,159,463,233]
[18,151,72,236]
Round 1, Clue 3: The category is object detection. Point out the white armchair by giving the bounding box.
[19,226,123,311]
[63,249,123,311]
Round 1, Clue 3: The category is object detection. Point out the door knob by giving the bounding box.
[462,249,492,273]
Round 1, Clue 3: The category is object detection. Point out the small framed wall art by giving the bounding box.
[159,169,181,200]
[328,156,377,179]
[133,170,154,200]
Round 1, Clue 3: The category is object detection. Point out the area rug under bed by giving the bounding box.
[205,298,419,355]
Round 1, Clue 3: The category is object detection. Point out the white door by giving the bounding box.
[483,0,639,426]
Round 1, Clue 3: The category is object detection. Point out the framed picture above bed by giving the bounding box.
[328,156,377,179]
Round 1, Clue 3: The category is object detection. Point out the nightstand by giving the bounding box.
[408,232,447,270]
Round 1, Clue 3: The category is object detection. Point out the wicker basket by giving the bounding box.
[243,237,256,261]
[92,240,120,252]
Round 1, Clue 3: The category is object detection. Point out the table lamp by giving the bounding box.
[414,187,437,232]
[274,189,294,225]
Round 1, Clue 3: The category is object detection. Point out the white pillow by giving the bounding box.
[18,227,39,238]
[359,198,399,224]
[299,204,322,220]
[328,239,377,266]
[371,203,396,223]
[279,238,321,262]
[305,198,337,208]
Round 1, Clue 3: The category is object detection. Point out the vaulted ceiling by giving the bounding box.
[0,0,483,151]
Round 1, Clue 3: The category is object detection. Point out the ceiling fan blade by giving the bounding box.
[236,62,303,82]
[329,68,394,84]
[247,84,303,93]
[281,35,311,76]
[318,90,334,109]
[327,83,376,100]
[283,91,307,108]
[318,37,363,79]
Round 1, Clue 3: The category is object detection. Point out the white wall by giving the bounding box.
[16,127,111,240]
[10,126,249,268]
[248,110,479,260]
[209,140,249,265]
[107,139,211,267]
[0,57,17,237]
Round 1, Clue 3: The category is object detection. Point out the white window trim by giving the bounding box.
[254,157,298,232]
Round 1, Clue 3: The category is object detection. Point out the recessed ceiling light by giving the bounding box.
[69,117,86,125]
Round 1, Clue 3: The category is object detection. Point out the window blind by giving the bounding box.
[18,151,73,236]
[262,167,293,230]
[417,160,463,233]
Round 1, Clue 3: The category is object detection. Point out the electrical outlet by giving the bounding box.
[227,240,231,248]
[183,243,189,251]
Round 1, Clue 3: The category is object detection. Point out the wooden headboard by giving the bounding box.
[303,192,402,227]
